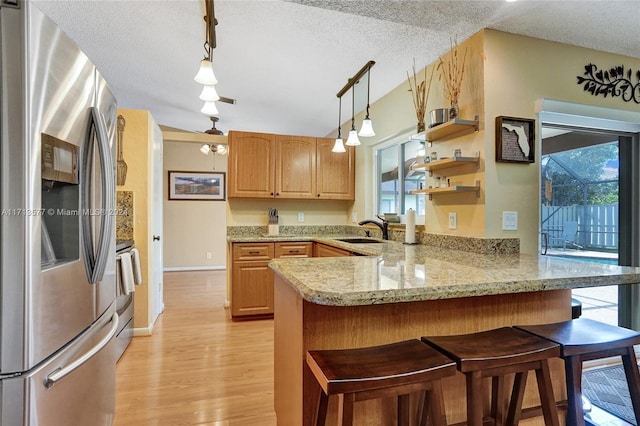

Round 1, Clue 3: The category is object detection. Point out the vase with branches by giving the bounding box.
[407,59,435,133]
[437,38,468,120]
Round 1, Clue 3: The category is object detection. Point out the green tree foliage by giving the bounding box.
[541,142,618,206]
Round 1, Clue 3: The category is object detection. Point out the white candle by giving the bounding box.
[405,208,416,244]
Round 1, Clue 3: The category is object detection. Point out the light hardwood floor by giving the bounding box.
[114,270,277,426]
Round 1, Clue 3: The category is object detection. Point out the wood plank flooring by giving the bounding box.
[114,270,277,426]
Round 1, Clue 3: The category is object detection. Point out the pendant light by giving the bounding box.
[358,69,375,137]
[199,84,220,102]
[345,87,360,146]
[201,101,219,116]
[332,96,346,153]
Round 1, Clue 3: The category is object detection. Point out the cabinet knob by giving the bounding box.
[317,194,321,197]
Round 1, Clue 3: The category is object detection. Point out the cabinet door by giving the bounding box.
[228,131,276,198]
[316,138,355,200]
[275,242,313,258]
[275,135,316,199]
[313,243,352,257]
[231,260,274,318]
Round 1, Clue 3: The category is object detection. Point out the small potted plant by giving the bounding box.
[406,59,435,133]
[437,38,468,120]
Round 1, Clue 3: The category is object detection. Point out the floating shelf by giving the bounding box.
[409,180,481,200]
[412,117,479,142]
[411,155,480,176]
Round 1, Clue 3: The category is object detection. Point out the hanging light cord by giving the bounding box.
[350,87,356,130]
[337,97,342,138]
[364,69,371,119]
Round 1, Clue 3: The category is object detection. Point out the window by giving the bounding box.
[376,139,425,215]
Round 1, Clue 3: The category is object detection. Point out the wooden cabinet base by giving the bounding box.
[274,274,571,425]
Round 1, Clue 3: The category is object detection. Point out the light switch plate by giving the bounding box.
[351,211,357,223]
[448,212,457,230]
[297,212,304,223]
[502,211,518,231]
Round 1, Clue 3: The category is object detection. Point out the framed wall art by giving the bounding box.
[168,171,226,201]
[495,116,535,163]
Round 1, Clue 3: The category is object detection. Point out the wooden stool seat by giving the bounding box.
[422,327,561,426]
[516,318,640,426]
[306,339,456,426]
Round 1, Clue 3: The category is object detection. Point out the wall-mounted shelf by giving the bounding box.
[411,155,480,176]
[409,180,481,200]
[412,117,479,143]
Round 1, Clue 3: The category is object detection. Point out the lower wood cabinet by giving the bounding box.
[313,242,352,257]
[231,241,312,319]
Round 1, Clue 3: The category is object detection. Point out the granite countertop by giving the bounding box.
[264,238,640,306]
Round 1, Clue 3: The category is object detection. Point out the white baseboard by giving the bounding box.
[163,266,226,272]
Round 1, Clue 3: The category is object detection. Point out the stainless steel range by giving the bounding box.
[115,240,136,361]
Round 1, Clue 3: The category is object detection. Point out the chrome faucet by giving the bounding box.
[358,216,389,240]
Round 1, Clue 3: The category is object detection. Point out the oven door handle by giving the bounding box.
[45,312,119,388]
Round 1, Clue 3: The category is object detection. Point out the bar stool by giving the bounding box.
[422,327,561,426]
[306,339,456,426]
[516,318,640,426]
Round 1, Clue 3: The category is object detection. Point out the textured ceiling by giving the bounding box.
[31,0,640,138]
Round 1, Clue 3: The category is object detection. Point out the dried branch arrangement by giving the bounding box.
[437,38,468,109]
[406,59,435,129]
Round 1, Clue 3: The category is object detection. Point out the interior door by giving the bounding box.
[151,122,164,321]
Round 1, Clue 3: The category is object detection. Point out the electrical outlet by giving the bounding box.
[502,211,518,231]
[206,251,212,259]
[351,211,358,223]
[297,212,304,223]
[448,212,457,230]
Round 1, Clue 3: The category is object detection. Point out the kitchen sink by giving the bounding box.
[336,238,385,244]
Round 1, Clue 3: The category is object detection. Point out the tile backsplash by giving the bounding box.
[116,191,133,241]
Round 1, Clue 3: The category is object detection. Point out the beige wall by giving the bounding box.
[347,29,640,254]
[482,29,640,254]
[117,108,153,331]
[163,138,228,269]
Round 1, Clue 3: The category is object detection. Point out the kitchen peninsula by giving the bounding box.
[269,239,640,425]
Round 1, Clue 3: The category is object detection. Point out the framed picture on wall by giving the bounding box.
[495,116,535,163]
[168,171,226,201]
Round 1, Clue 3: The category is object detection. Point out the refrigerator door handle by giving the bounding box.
[45,312,119,388]
[82,107,115,284]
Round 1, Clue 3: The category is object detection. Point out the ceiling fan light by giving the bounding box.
[345,129,360,146]
[199,85,220,102]
[200,101,219,116]
[358,117,375,137]
[215,144,228,155]
[332,137,346,153]
[194,59,218,85]
[200,144,211,155]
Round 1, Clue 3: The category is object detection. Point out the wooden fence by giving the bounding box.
[541,204,618,249]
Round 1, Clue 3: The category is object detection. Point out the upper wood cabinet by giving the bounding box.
[316,137,355,200]
[227,131,275,198]
[275,135,316,199]
[228,131,355,200]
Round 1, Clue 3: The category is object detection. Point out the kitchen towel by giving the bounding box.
[131,248,143,285]
[117,252,135,295]
[405,208,416,244]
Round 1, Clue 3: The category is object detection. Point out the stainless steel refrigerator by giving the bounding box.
[0,1,118,425]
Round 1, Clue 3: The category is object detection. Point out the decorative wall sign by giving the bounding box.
[168,171,226,200]
[577,63,640,104]
[495,116,535,164]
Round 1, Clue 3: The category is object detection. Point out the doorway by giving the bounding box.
[540,125,625,326]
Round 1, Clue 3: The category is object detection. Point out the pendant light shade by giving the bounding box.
[200,144,211,154]
[358,118,375,137]
[332,137,346,153]
[194,59,218,85]
[200,101,219,116]
[199,84,220,102]
[345,129,360,146]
